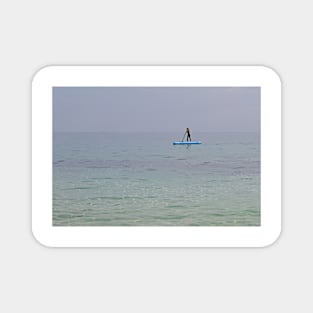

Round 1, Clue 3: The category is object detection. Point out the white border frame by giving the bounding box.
[32,66,281,247]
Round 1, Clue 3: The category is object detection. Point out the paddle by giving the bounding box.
[181,131,187,142]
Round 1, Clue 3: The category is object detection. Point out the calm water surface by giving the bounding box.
[53,132,260,226]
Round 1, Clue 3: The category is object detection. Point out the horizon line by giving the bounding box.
[53,130,260,133]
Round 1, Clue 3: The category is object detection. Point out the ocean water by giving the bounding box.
[53,132,260,226]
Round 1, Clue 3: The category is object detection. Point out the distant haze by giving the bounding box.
[53,87,260,133]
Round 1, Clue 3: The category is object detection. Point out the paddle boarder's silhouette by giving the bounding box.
[186,128,191,142]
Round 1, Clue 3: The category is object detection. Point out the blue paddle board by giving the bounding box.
[173,141,202,145]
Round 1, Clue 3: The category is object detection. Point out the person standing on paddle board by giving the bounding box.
[186,128,191,142]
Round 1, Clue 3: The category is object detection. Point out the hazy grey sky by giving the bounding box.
[53,87,260,132]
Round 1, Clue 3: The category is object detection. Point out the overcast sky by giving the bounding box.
[53,87,260,132]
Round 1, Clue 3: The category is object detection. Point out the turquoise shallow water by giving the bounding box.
[53,132,260,226]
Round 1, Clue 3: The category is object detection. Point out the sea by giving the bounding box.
[53,132,260,226]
